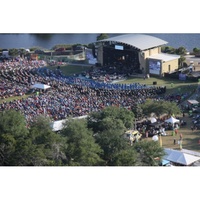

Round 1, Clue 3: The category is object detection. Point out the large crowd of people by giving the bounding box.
[0,57,189,127]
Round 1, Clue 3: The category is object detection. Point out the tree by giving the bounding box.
[96,33,109,41]
[95,129,130,165]
[98,117,126,133]
[134,140,165,166]
[0,133,16,165]
[161,46,175,54]
[28,115,67,166]
[0,109,28,138]
[87,106,136,165]
[88,106,135,133]
[179,55,186,67]
[8,48,19,57]
[176,46,187,55]
[131,104,143,120]
[107,147,137,166]
[141,100,181,117]
[61,118,103,166]
[0,110,28,165]
[193,47,200,54]
[19,48,28,58]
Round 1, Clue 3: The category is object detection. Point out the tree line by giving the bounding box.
[0,100,181,166]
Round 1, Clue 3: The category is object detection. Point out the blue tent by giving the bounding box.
[161,159,170,166]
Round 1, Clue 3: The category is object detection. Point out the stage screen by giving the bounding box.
[149,59,161,75]
[115,45,124,50]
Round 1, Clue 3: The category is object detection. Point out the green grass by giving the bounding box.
[0,94,31,104]
[145,113,200,152]
[47,64,199,97]
[48,64,198,96]
[120,76,198,95]
[47,64,91,76]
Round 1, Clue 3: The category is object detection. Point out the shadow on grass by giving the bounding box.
[183,136,200,151]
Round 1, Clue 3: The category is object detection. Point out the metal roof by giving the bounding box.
[148,53,180,62]
[164,148,200,166]
[97,34,168,51]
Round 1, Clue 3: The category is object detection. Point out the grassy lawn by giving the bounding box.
[47,64,91,76]
[48,64,198,96]
[0,94,31,104]
[120,76,198,95]
[145,113,200,152]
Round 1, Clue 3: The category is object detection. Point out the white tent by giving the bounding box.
[150,117,157,123]
[50,115,88,131]
[152,135,158,141]
[31,83,51,90]
[165,116,180,124]
[50,119,66,131]
[164,148,200,166]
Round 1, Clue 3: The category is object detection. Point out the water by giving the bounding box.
[148,33,200,51]
[0,33,200,51]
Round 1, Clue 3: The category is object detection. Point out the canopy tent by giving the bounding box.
[150,117,157,123]
[187,99,199,109]
[164,148,200,166]
[187,99,199,105]
[50,119,66,131]
[152,135,158,141]
[50,115,88,131]
[31,83,51,90]
[161,159,171,166]
[165,116,180,124]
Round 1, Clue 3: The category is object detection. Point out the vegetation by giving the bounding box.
[47,64,91,76]
[96,34,109,41]
[1,44,200,166]
[60,118,103,166]
[0,107,167,166]
[162,45,187,68]
[141,99,182,117]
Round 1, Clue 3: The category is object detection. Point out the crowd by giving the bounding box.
[0,57,172,125]
[0,58,46,98]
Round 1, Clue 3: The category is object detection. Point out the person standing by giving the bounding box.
[145,130,149,138]
[179,140,183,150]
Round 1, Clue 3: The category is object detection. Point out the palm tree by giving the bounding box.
[179,55,186,68]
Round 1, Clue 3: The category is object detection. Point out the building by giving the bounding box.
[30,53,39,60]
[95,34,180,77]
[2,49,9,58]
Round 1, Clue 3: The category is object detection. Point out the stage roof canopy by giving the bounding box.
[97,34,168,51]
